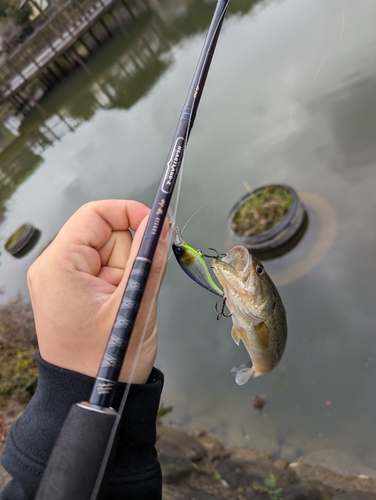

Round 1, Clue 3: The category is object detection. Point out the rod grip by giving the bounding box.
[36,402,117,500]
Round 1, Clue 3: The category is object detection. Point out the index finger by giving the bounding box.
[58,200,150,250]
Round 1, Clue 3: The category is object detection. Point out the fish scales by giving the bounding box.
[212,245,287,385]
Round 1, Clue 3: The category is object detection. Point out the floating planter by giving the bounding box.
[4,223,40,258]
[227,184,307,259]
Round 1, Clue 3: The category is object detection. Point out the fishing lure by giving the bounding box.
[172,224,223,297]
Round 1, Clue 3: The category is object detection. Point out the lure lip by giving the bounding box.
[172,223,185,246]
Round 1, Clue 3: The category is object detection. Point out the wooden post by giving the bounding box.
[99,17,112,37]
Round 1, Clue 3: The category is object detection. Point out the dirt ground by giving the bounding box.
[1,407,376,499]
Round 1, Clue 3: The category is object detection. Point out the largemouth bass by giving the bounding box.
[172,224,223,297]
[212,245,287,385]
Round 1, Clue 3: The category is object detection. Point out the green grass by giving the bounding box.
[0,294,38,407]
[4,224,29,250]
[253,472,284,500]
[231,186,293,237]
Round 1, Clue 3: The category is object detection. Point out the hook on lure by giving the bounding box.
[200,247,226,259]
[215,297,232,320]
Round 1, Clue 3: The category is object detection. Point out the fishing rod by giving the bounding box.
[36,1,231,498]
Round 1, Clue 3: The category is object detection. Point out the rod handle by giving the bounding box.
[36,402,117,500]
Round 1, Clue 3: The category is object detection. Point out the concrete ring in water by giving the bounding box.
[227,184,307,258]
[4,224,41,258]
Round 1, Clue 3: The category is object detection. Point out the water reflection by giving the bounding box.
[314,75,376,177]
[0,0,260,220]
[271,192,337,286]
[0,7,170,220]
[0,0,376,476]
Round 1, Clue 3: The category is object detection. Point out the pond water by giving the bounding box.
[1,0,376,471]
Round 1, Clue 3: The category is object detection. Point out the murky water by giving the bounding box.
[1,0,376,471]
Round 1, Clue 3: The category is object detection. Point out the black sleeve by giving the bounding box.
[1,353,164,500]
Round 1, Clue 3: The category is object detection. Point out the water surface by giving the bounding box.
[1,0,376,470]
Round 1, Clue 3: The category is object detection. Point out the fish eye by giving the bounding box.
[256,265,264,275]
[174,246,183,255]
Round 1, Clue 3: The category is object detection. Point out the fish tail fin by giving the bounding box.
[231,361,263,385]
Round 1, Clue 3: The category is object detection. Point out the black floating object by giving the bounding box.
[227,184,307,259]
[4,223,41,258]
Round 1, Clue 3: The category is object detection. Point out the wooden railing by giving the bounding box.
[0,0,146,105]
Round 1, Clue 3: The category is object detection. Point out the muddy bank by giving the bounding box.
[157,425,376,500]
[1,406,376,499]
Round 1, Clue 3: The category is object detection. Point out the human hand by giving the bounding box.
[27,200,169,384]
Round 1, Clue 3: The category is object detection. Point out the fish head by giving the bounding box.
[211,245,265,293]
[212,245,276,318]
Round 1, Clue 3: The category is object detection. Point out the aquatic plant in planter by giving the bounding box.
[231,185,293,237]
[227,184,307,258]
[4,223,40,257]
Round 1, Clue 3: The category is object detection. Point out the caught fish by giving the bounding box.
[212,245,287,385]
[172,225,223,297]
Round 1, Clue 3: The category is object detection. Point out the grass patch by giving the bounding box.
[231,186,293,237]
[0,294,37,408]
[253,472,284,500]
[4,224,29,250]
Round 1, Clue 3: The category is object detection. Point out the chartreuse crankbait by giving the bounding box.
[172,224,223,297]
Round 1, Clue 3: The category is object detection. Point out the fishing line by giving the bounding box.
[307,50,333,89]
[90,4,231,497]
[90,228,169,500]
[93,5,345,493]
[116,0,230,416]
[180,202,210,233]
[167,202,210,260]
[339,0,347,46]
[166,119,189,231]
[90,254,165,499]
[166,0,232,238]
[269,1,348,158]
[166,0,233,253]
[165,44,211,239]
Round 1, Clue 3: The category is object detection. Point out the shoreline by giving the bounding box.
[157,424,376,499]
[2,407,376,499]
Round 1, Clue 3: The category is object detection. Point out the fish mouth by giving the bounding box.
[221,245,251,281]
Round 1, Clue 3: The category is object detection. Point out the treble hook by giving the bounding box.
[200,247,226,259]
[215,297,232,320]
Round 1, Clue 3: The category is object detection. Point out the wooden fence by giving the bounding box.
[0,0,148,109]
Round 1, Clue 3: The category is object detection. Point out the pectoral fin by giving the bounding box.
[231,326,242,346]
[255,322,270,349]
